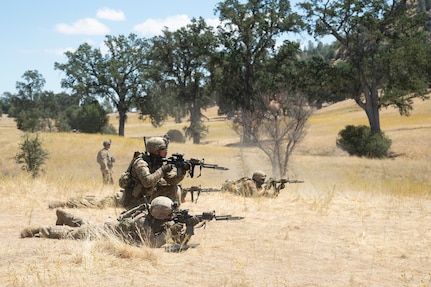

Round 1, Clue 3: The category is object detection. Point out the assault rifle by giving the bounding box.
[173,209,244,235]
[181,185,222,203]
[268,178,304,185]
[163,153,229,178]
[266,178,304,197]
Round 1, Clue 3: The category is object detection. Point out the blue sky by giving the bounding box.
[0,0,323,95]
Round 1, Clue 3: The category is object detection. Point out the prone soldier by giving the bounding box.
[21,196,243,252]
[221,171,304,198]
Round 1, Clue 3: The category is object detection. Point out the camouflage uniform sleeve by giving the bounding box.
[133,158,164,188]
[163,168,185,185]
[242,179,258,196]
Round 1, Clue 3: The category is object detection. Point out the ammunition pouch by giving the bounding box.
[118,171,131,189]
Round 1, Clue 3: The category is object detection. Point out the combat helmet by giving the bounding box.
[150,196,174,219]
[252,171,266,182]
[103,140,111,147]
[146,136,169,154]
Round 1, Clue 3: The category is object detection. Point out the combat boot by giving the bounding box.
[55,209,88,227]
[20,226,40,238]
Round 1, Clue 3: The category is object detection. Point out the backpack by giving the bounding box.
[118,151,142,187]
[119,151,143,207]
[221,177,249,195]
[96,149,103,164]
[118,171,132,189]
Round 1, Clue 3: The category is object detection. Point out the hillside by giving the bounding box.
[1,98,431,287]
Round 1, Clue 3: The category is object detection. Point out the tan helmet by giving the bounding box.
[150,196,174,219]
[103,140,111,147]
[252,171,266,182]
[146,137,168,154]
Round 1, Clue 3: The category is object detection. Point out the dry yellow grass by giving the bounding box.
[1,98,431,287]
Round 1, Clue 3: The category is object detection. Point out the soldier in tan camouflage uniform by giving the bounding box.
[97,140,115,185]
[21,196,200,248]
[121,136,188,210]
[221,171,284,197]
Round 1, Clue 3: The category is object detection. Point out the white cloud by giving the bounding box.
[206,18,221,29]
[44,47,75,56]
[99,42,109,55]
[133,14,191,36]
[55,18,110,35]
[96,7,125,21]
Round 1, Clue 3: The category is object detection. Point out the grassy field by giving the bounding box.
[1,98,431,287]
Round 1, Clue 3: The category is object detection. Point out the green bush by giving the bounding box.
[14,133,49,177]
[100,124,117,135]
[166,129,186,143]
[336,125,392,158]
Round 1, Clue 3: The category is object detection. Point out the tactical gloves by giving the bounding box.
[185,216,200,227]
[161,164,174,173]
[170,223,183,235]
[183,162,191,171]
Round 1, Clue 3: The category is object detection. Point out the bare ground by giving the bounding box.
[2,167,431,287]
[1,100,431,287]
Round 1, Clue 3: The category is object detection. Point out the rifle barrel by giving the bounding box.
[201,164,229,170]
[214,215,244,220]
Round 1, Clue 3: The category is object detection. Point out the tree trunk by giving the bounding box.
[241,108,253,144]
[361,84,381,133]
[118,110,126,136]
[190,104,201,144]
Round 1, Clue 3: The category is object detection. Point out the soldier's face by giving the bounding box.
[157,147,168,157]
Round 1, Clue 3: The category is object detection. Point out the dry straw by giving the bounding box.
[1,98,431,286]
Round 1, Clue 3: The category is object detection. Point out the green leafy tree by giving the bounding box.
[0,92,12,115]
[214,0,303,143]
[15,133,49,178]
[55,101,109,133]
[54,34,150,136]
[15,109,43,132]
[11,70,46,131]
[76,101,109,133]
[299,0,431,132]
[7,71,74,132]
[143,18,217,144]
[135,82,173,127]
[291,54,349,108]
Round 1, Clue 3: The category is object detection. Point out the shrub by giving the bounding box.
[100,124,117,135]
[166,129,186,143]
[336,125,392,158]
[14,133,49,177]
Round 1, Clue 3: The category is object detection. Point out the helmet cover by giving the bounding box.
[252,171,266,182]
[150,196,174,219]
[146,137,168,154]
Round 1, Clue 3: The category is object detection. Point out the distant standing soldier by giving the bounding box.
[97,140,115,185]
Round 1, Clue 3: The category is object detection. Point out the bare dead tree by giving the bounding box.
[249,93,312,177]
